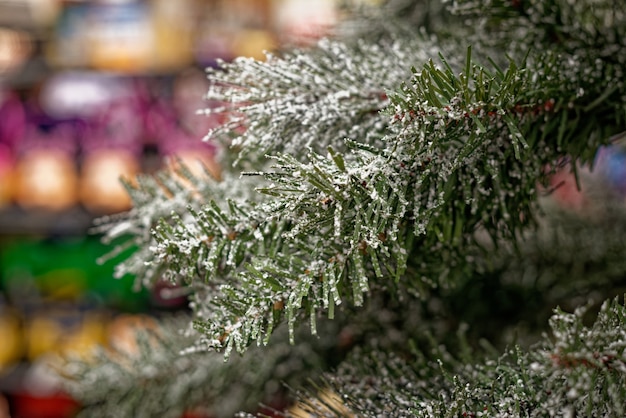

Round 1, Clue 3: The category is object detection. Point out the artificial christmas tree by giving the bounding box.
[59,0,626,416]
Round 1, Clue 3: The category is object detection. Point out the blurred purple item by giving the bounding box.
[15,124,77,158]
[81,79,151,156]
[158,124,215,157]
[0,91,26,148]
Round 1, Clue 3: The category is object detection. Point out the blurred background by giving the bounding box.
[0,0,624,417]
[0,1,351,416]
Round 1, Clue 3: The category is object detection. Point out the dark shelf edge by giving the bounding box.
[0,205,95,237]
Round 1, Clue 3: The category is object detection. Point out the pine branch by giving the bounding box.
[451,0,626,60]
[334,0,455,41]
[429,197,626,350]
[201,37,445,167]
[93,165,262,290]
[98,22,625,357]
[60,315,345,418]
[300,297,626,417]
[202,46,623,354]
[86,0,626,400]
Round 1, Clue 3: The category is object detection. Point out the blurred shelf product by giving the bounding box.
[14,146,79,212]
[46,0,277,73]
[48,0,193,73]
[0,0,345,77]
[0,233,149,414]
[0,65,221,231]
[80,147,139,214]
[0,305,21,372]
[0,27,34,78]
[0,236,148,310]
[0,0,60,31]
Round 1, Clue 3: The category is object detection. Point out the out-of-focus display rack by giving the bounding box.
[0,1,343,417]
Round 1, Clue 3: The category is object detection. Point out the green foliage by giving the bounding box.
[63,0,626,416]
[153,47,625,356]
[61,315,344,418]
[202,37,440,168]
[304,297,626,417]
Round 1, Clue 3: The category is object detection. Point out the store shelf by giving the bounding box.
[0,206,93,237]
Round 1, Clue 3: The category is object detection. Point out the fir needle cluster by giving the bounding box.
[64,0,626,416]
